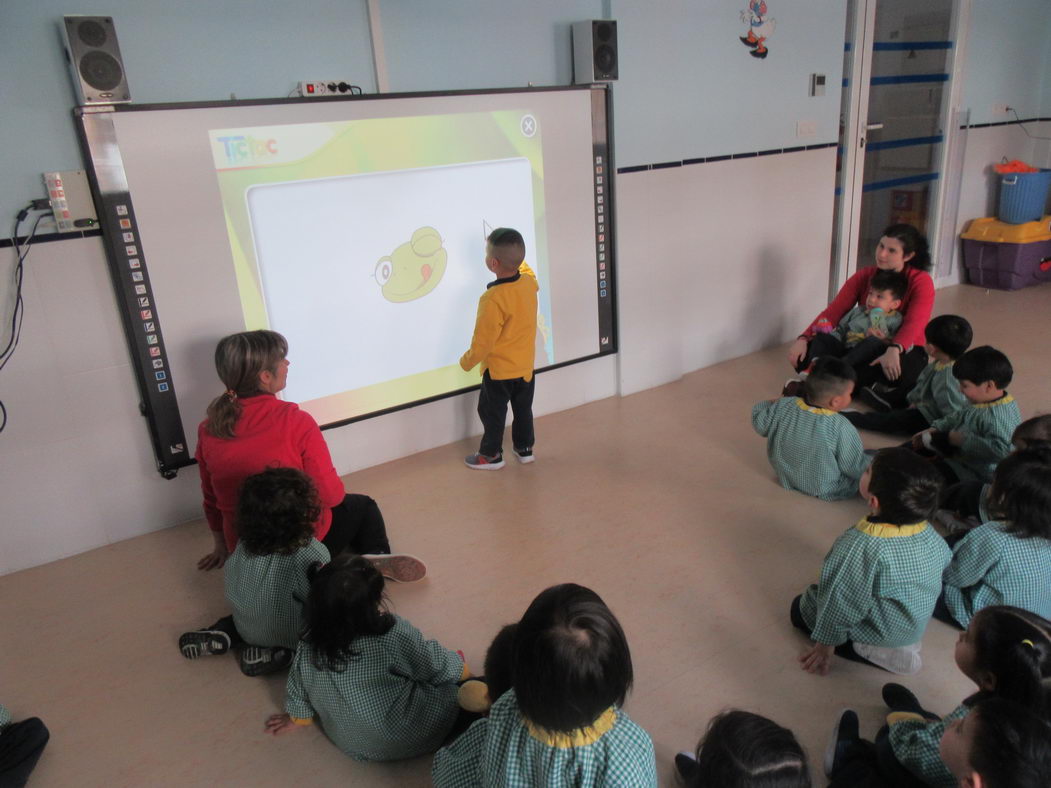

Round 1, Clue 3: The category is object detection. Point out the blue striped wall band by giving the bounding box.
[844,73,949,87]
[866,135,943,152]
[846,41,952,51]
[862,172,939,192]
[617,142,837,174]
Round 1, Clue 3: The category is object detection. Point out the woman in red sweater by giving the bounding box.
[195,330,390,570]
[788,224,934,402]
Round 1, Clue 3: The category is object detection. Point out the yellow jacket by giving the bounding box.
[460,263,538,381]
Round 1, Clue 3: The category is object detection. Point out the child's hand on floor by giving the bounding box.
[264,713,298,736]
[799,642,834,675]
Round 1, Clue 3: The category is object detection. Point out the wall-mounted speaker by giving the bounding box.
[572,20,618,84]
[60,16,131,105]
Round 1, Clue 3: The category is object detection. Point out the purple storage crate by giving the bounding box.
[963,237,1051,290]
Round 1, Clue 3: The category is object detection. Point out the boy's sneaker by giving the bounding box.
[858,385,893,412]
[464,452,504,470]
[512,447,535,464]
[673,751,699,785]
[362,553,427,583]
[782,378,804,398]
[882,682,923,714]
[823,709,859,778]
[179,629,231,660]
[238,646,293,677]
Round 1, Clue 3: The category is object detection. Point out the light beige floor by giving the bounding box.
[2,283,1047,787]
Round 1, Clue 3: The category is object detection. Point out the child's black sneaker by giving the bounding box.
[238,646,294,677]
[464,452,504,470]
[858,385,893,412]
[823,709,859,778]
[512,447,535,464]
[882,682,923,713]
[781,379,804,398]
[674,751,699,785]
[362,553,427,582]
[179,629,231,660]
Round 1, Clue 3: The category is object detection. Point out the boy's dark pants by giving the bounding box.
[478,370,534,457]
[0,717,49,787]
[844,407,929,435]
[790,595,879,668]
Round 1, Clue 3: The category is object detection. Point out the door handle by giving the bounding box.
[866,122,884,131]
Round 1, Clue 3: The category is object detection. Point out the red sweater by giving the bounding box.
[802,265,934,351]
[195,394,346,552]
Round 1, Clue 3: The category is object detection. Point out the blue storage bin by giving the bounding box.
[998,168,1051,224]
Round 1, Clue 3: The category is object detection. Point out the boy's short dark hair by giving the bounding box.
[867,447,942,524]
[237,467,319,556]
[1013,415,1051,449]
[689,710,810,788]
[869,269,908,302]
[512,583,633,732]
[989,447,1051,540]
[803,357,856,404]
[968,697,1051,788]
[924,314,973,359]
[952,345,1013,388]
[487,227,526,268]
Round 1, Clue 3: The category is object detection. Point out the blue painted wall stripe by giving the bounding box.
[870,73,949,86]
[863,172,939,192]
[873,41,952,51]
[866,135,943,152]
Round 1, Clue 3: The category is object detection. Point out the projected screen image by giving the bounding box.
[209,112,556,424]
[87,86,611,466]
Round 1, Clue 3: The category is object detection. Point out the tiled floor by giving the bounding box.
[2,282,1047,787]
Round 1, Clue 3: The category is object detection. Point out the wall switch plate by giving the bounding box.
[796,120,817,138]
[810,73,826,97]
[43,169,98,232]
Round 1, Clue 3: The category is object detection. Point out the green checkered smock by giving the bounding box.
[798,519,952,647]
[432,690,657,787]
[285,615,463,761]
[931,394,1021,482]
[224,538,329,649]
[907,361,967,425]
[942,521,1051,628]
[833,305,902,347]
[751,397,870,501]
[0,703,10,728]
[888,701,971,788]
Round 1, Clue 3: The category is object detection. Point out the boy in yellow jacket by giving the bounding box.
[460,228,538,470]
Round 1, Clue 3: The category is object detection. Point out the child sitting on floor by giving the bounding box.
[846,314,971,429]
[432,583,657,787]
[753,357,870,501]
[911,345,1021,484]
[791,448,950,675]
[826,605,1051,787]
[675,710,811,787]
[265,553,467,760]
[936,447,1051,629]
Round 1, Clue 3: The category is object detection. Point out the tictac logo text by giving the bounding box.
[217,135,278,162]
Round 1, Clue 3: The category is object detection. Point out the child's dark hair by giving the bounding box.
[486,227,525,268]
[512,583,633,732]
[236,468,320,556]
[867,447,942,524]
[924,314,973,359]
[883,223,931,272]
[302,553,395,671]
[1014,415,1051,449]
[869,269,908,302]
[970,606,1051,716]
[988,447,1051,540]
[802,357,856,405]
[953,345,1013,389]
[483,624,517,705]
[688,710,811,788]
[965,697,1051,788]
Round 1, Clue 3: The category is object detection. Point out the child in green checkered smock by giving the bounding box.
[752,357,869,501]
[432,584,657,787]
[265,554,466,761]
[792,448,950,676]
[881,607,1051,787]
[913,345,1021,483]
[938,447,1051,629]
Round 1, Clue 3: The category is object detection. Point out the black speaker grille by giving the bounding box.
[595,22,614,43]
[595,45,616,75]
[77,19,108,48]
[79,50,123,91]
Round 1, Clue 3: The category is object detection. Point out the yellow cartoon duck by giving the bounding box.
[374,226,448,302]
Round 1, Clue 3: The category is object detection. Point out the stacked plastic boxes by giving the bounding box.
[961,216,1051,291]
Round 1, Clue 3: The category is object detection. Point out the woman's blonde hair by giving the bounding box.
[204,330,287,439]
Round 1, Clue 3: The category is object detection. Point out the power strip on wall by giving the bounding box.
[298,81,362,97]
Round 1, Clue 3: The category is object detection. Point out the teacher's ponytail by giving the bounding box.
[883,223,931,272]
[205,330,288,439]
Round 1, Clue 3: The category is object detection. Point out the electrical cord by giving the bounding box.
[1008,108,1051,140]
[0,205,49,433]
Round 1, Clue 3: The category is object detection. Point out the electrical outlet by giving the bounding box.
[796,120,817,138]
[299,81,360,97]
